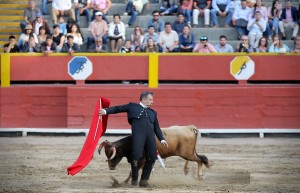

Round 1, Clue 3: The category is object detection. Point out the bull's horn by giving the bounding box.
[108,147,116,160]
[98,141,106,155]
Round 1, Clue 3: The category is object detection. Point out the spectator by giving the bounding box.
[108,14,126,52]
[192,0,211,28]
[66,18,77,33]
[20,0,41,32]
[210,0,233,27]
[160,0,179,15]
[18,24,38,50]
[158,22,179,52]
[172,12,188,35]
[248,0,269,39]
[52,24,66,52]
[22,35,41,53]
[87,11,108,49]
[179,0,193,27]
[124,0,144,27]
[62,35,80,55]
[146,10,165,33]
[31,12,50,36]
[267,0,282,39]
[144,38,159,52]
[58,16,67,35]
[4,35,20,53]
[131,26,144,50]
[143,25,159,49]
[42,0,53,15]
[52,0,75,24]
[193,36,217,53]
[247,11,266,48]
[120,40,133,53]
[255,36,268,52]
[268,34,290,52]
[135,45,142,52]
[236,35,254,52]
[90,0,112,22]
[41,35,57,55]
[178,25,195,52]
[37,26,48,46]
[88,36,107,52]
[278,0,299,40]
[66,24,84,48]
[74,0,92,25]
[214,35,234,52]
[291,35,300,53]
[232,0,252,39]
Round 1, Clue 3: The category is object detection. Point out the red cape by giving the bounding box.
[67,97,110,176]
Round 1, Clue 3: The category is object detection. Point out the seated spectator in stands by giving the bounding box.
[248,0,269,39]
[123,0,144,27]
[18,24,38,50]
[179,0,193,27]
[90,0,112,22]
[20,0,41,32]
[41,35,57,55]
[268,34,290,52]
[267,0,282,39]
[214,35,234,52]
[192,0,211,28]
[58,17,67,35]
[74,0,92,26]
[144,38,159,52]
[178,25,195,52]
[66,24,83,48]
[131,26,144,51]
[247,11,266,48]
[278,0,299,40]
[236,35,254,52]
[229,0,241,12]
[37,26,48,46]
[51,24,65,52]
[160,0,179,16]
[4,35,20,53]
[135,45,142,52]
[210,0,233,27]
[66,18,77,33]
[255,36,268,52]
[158,22,179,52]
[52,0,75,24]
[32,13,50,36]
[120,40,133,53]
[62,35,80,55]
[143,25,159,49]
[88,36,107,52]
[232,0,251,40]
[21,35,41,53]
[146,10,165,33]
[108,14,125,52]
[291,35,300,53]
[87,11,108,50]
[172,12,188,35]
[42,0,52,15]
[193,36,217,53]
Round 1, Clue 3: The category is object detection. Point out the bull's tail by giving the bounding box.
[196,154,210,168]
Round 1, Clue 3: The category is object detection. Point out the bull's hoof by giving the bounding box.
[184,167,190,175]
[198,175,204,180]
[110,177,122,187]
[131,180,138,187]
[139,180,149,187]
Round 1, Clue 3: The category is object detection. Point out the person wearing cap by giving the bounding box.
[20,0,41,32]
[278,0,299,40]
[193,36,217,53]
[52,24,66,52]
[4,36,20,53]
[31,12,50,36]
[158,22,179,52]
[52,0,76,24]
[61,35,80,55]
[88,36,107,52]
[87,11,108,49]
[18,24,39,50]
[74,0,92,25]
[210,0,233,28]
[214,35,234,52]
[91,0,112,22]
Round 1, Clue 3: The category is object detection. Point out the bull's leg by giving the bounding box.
[123,171,132,184]
[197,161,204,180]
[184,160,189,175]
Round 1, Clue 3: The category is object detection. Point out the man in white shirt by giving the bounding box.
[247,11,266,48]
[232,0,251,39]
[158,22,179,52]
[52,0,75,24]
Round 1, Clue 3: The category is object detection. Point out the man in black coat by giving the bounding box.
[99,91,168,187]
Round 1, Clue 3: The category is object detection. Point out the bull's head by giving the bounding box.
[98,140,122,170]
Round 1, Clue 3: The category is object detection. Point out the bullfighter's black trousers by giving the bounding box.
[130,114,157,183]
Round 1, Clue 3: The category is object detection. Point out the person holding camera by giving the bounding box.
[193,36,217,53]
[236,35,254,52]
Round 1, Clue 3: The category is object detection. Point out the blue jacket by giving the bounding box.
[280,6,299,23]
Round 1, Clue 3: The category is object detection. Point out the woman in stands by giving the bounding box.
[291,35,300,53]
[144,38,158,52]
[130,26,144,51]
[108,14,125,52]
[37,26,48,46]
[268,34,290,53]
[178,25,195,52]
[65,24,84,48]
[267,0,282,39]
[255,36,268,52]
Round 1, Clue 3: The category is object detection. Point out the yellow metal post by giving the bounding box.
[1,53,10,87]
[148,53,158,88]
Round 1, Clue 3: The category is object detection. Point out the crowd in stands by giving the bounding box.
[3,0,300,54]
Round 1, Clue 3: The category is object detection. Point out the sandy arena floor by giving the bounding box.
[0,135,300,193]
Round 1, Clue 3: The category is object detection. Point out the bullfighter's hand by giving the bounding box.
[161,140,168,148]
[98,109,106,116]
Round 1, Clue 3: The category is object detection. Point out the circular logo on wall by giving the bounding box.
[68,56,93,80]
